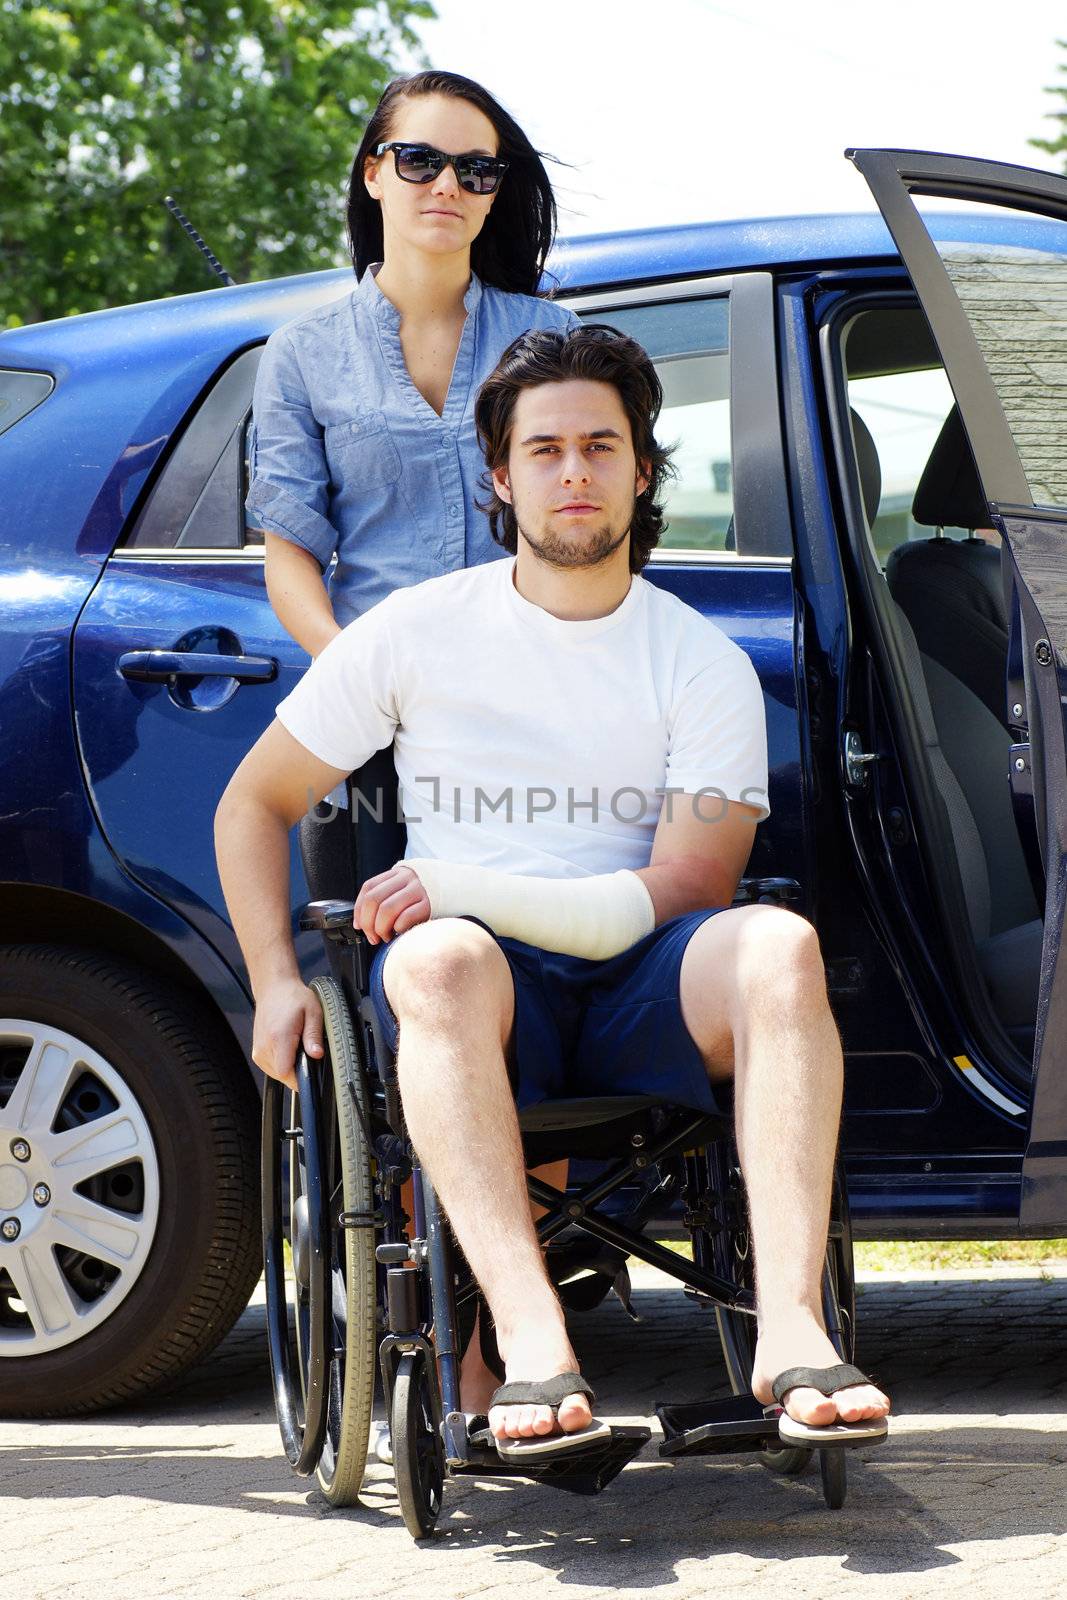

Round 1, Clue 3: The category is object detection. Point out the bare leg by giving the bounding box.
[458,1158,569,1416]
[680,906,890,1426]
[384,918,591,1441]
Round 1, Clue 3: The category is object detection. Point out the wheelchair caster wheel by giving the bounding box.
[819,1447,847,1509]
[392,1350,444,1539]
[759,1444,812,1476]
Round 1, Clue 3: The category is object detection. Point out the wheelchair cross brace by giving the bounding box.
[525,1115,756,1315]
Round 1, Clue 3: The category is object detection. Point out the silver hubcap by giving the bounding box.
[0,1020,160,1355]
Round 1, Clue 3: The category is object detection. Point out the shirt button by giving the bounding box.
[448,504,460,518]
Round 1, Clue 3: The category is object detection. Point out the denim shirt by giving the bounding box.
[245,268,579,626]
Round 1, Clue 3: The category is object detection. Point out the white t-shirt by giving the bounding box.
[276,558,769,879]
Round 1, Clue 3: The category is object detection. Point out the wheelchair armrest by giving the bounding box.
[731,876,801,907]
[299,899,364,945]
[300,880,800,945]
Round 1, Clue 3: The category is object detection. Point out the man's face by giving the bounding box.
[492,379,649,569]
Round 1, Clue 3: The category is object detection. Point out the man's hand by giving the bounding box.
[354,863,432,945]
[251,978,326,1092]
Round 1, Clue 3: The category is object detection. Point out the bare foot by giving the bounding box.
[486,1316,592,1441]
[752,1313,890,1426]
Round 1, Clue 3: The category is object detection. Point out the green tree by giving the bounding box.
[1031,40,1067,172]
[0,1,433,325]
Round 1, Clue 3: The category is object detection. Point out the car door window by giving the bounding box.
[125,347,263,553]
[0,369,53,438]
[585,297,734,554]
[130,294,737,559]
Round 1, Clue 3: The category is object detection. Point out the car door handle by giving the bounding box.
[118,650,278,685]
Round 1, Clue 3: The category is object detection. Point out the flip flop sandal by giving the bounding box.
[765,1363,890,1447]
[489,1372,613,1461]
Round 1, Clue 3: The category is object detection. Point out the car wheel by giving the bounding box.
[0,944,261,1414]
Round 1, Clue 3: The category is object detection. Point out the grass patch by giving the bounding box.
[854,1239,1067,1272]
[652,1239,1067,1271]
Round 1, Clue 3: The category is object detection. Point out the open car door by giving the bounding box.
[847,148,1067,1228]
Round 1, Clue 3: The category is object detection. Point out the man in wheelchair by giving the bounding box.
[216,323,890,1468]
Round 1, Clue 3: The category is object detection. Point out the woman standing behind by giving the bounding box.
[245,70,576,1424]
[245,68,578,651]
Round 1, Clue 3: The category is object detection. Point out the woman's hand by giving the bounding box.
[353,863,432,944]
[251,978,325,1092]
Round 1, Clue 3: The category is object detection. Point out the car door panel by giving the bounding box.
[73,555,319,982]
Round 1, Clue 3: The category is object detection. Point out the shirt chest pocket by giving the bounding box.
[324,418,403,491]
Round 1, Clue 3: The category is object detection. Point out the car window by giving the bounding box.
[0,369,53,438]
[241,418,263,547]
[587,298,733,554]
[127,295,733,559]
[125,347,263,552]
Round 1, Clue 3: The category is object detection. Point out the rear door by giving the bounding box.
[848,148,1067,1226]
[72,346,319,983]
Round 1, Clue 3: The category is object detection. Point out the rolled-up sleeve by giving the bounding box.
[245,329,339,570]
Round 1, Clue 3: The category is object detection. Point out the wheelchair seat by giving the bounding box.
[518,1095,665,1131]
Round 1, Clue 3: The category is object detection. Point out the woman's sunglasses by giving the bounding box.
[374,142,509,196]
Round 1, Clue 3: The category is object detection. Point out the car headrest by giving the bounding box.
[912,404,989,531]
[850,408,881,529]
[885,534,1006,629]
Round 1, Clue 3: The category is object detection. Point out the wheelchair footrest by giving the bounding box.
[452,1425,651,1495]
[656,1394,781,1458]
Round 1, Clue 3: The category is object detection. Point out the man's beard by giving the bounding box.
[515,507,632,569]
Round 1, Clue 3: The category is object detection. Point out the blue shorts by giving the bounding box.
[368,909,725,1114]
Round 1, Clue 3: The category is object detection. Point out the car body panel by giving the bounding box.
[71,555,321,980]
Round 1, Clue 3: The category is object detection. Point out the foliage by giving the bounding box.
[0,1,433,325]
[1031,40,1067,176]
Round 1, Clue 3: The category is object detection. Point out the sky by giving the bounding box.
[406,0,1067,235]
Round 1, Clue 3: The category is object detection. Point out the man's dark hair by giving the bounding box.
[346,70,560,296]
[475,324,674,571]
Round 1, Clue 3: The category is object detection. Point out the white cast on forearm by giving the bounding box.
[405,858,656,960]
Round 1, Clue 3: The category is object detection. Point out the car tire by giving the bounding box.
[0,944,261,1415]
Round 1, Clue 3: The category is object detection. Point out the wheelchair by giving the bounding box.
[262,752,864,1537]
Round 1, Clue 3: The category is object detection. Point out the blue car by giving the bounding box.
[1,147,1064,1413]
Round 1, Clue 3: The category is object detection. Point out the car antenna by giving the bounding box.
[163,195,236,287]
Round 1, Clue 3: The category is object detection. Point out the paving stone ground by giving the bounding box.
[4,1267,1067,1600]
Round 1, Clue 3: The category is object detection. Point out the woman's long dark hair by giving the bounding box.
[346,70,559,295]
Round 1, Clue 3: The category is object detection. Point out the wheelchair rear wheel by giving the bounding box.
[311,976,379,1506]
[262,1053,330,1475]
[391,1349,445,1539]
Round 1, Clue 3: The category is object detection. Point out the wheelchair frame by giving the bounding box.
[262,875,861,1537]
